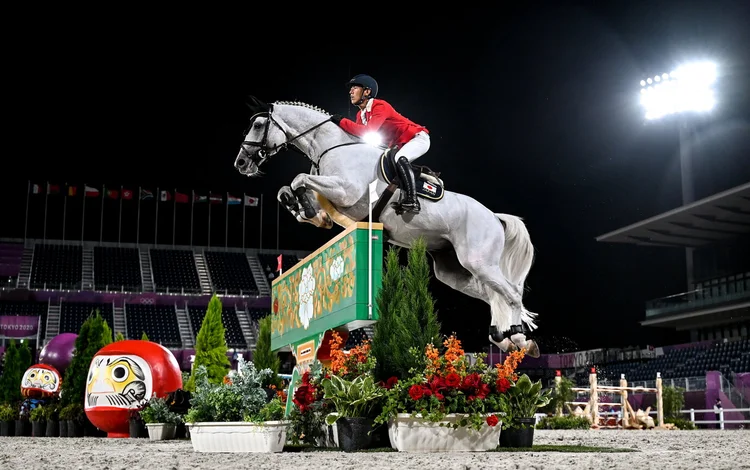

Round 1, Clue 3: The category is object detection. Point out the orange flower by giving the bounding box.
[223,376,232,385]
[495,349,526,382]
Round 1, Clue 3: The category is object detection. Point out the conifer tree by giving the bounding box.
[141,331,149,341]
[185,294,230,391]
[403,237,441,350]
[0,341,22,403]
[114,332,126,342]
[371,246,411,381]
[60,311,113,407]
[253,315,282,388]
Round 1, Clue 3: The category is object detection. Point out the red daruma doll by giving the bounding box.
[84,340,182,438]
[21,364,62,399]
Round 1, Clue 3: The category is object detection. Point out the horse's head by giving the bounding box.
[235,96,287,176]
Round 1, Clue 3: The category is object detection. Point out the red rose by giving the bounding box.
[409,384,424,401]
[486,414,499,427]
[462,373,481,389]
[386,376,399,389]
[496,377,511,393]
[445,372,461,388]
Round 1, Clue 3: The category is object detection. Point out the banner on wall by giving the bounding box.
[0,316,39,339]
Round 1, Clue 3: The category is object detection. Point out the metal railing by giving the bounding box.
[645,272,750,317]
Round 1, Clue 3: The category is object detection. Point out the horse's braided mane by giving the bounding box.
[273,101,331,116]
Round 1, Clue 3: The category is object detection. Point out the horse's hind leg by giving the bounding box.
[448,232,540,357]
[431,250,539,357]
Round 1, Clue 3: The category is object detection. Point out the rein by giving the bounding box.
[240,111,368,173]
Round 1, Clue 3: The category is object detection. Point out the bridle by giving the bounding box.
[237,110,365,174]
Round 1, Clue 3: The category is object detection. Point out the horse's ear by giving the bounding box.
[246,95,271,113]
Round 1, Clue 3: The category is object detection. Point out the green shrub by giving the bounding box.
[536,415,591,430]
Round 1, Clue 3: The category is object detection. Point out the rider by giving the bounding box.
[330,74,430,214]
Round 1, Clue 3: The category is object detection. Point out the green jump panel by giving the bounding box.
[271,222,383,353]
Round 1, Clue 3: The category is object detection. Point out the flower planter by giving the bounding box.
[388,413,502,452]
[336,417,373,452]
[499,417,536,448]
[0,421,15,437]
[188,421,288,453]
[129,419,148,438]
[146,423,177,440]
[45,420,59,437]
[15,419,32,437]
[66,420,84,437]
[31,420,46,437]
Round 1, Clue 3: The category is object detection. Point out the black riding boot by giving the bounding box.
[396,156,420,214]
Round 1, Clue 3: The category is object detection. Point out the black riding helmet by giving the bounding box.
[346,74,379,98]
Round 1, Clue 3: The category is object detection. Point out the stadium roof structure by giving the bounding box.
[596,182,750,248]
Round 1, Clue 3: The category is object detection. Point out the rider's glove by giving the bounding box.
[330,114,344,126]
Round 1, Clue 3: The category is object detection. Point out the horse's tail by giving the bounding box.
[495,213,538,329]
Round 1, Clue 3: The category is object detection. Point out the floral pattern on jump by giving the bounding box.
[272,233,357,336]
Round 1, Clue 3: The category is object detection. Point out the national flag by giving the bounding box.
[175,191,189,203]
[244,195,259,206]
[160,190,172,202]
[194,193,208,203]
[121,189,134,200]
[277,254,283,272]
[47,183,60,194]
[85,185,100,197]
[422,181,437,195]
[209,193,223,204]
[140,189,154,200]
[31,184,42,194]
[105,188,119,199]
[68,186,77,197]
[227,194,242,205]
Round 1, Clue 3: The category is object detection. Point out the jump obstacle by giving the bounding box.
[556,369,665,429]
[270,221,384,415]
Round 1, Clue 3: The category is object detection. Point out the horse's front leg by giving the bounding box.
[278,186,333,229]
[291,174,361,210]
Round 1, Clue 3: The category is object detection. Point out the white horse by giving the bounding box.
[234,96,540,356]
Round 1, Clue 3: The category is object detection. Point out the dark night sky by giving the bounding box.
[6,1,750,352]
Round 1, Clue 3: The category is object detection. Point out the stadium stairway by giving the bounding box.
[193,251,214,295]
[175,303,195,348]
[139,248,155,292]
[113,304,127,338]
[235,305,256,349]
[16,244,34,289]
[247,253,271,296]
[45,302,61,342]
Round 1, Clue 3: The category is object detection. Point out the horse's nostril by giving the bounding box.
[236,157,247,168]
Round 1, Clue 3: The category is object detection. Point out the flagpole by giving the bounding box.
[117,186,123,245]
[62,183,68,241]
[172,188,177,247]
[81,183,87,243]
[154,186,160,244]
[24,180,30,241]
[190,190,194,247]
[207,190,212,247]
[43,181,49,241]
[276,199,280,251]
[225,192,229,248]
[242,193,247,250]
[136,187,142,245]
[259,193,264,250]
[99,184,105,243]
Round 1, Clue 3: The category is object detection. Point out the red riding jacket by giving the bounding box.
[338,98,428,147]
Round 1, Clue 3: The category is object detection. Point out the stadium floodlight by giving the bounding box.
[639,61,717,120]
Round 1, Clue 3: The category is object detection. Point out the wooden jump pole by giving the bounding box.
[554,370,563,417]
[620,374,629,427]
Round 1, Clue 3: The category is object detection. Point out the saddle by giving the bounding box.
[379,147,445,201]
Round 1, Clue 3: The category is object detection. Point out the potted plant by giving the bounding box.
[59,403,84,437]
[15,401,31,436]
[185,357,289,453]
[0,403,16,436]
[128,406,148,438]
[322,374,385,451]
[30,404,47,437]
[287,362,333,448]
[44,403,60,437]
[140,395,183,440]
[375,334,520,452]
[498,374,552,448]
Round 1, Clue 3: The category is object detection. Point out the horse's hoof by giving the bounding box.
[525,340,540,358]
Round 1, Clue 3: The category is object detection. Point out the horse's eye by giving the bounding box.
[253,121,263,129]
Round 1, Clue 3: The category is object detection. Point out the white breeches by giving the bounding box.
[395,131,430,163]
